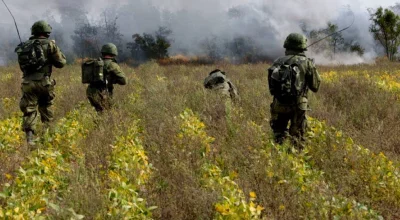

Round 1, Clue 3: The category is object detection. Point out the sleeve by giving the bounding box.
[49,41,66,68]
[228,81,239,101]
[306,59,321,93]
[268,62,280,96]
[107,62,127,85]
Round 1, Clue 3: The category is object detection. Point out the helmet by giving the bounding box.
[283,33,308,51]
[101,43,118,56]
[31,20,52,35]
[209,69,226,76]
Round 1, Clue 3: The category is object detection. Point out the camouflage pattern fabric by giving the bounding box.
[204,70,239,101]
[31,20,52,35]
[268,50,321,146]
[86,58,127,112]
[22,37,66,81]
[284,33,308,51]
[270,98,306,145]
[19,36,66,133]
[20,78,55,132]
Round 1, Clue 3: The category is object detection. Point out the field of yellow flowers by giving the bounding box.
[0,60,400,219]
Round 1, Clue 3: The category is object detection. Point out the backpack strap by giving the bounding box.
[38,39,53,76]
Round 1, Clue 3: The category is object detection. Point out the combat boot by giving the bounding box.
[26,130,35,147]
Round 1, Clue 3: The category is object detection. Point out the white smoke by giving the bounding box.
[0,0,397,65]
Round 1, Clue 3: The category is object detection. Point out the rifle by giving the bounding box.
[283,11,355,64]
[307,11,355,50]
[2,0,22,44]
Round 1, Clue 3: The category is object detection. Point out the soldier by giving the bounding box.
[268,33,321,148]
[204,69,238,101]
[16,20,66,146]
[86,43,127,112]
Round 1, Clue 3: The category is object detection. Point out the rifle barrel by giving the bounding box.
[307,11,355,49]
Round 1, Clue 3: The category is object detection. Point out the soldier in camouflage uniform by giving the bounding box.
[204,69,239,101]
[86,43,127,112]
[19,20,66,145]
[268,33,321,147]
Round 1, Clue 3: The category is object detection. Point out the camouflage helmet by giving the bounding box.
[284,33,308,51]
[101,43,118,56]
[31,20,52,35]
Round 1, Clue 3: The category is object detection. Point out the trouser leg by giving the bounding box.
[270,101,291,144]
[38,84,55,125]
[289,109,307,149]
[20,83,39,133]
[87,86,110,112]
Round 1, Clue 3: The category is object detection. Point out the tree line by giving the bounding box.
[65,5,400,64]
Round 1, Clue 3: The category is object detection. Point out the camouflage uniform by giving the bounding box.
[204,69,239,100]
[87,43,127,112]
[268,33,321,146]
[18,21,66,143]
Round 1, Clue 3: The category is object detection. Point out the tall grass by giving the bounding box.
[1,60,400,219]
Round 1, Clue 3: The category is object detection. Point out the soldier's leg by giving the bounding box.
[20,82,39,145]
[38,83,55,126]
[87,86,105,112]
[289,109,307,149]
[102,90,112,110]
[270,100,290,144]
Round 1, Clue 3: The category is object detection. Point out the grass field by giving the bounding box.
[0,60,400,219]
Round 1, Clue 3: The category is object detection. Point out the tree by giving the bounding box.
[127,26,172,62]
[369,7,400,61]
[225,36,263,63]
[349,43,365,56]
[99,11,126,60]
[71,23,100,59]
[101,11,123,44]
[201,36,223,61]
[325,22,345,58]
[305,22,345,58]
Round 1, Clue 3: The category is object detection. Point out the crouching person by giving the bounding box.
[204,69,238,101]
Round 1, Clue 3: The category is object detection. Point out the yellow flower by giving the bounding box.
[215,203,230,215]
[279,205,286,211]
[257,205,265,212]
[5,173,12,180]
[249,191,257,199]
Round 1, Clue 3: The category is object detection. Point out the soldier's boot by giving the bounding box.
[291,136,305,152]
[274,131,289,145]
[26,130,35,147]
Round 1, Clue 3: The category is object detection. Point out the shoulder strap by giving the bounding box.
[40,39,53,74]
[103,58,111,75]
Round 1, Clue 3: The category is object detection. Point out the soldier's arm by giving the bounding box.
[108,62,127,85]
[49,41,66,68]
[267,61,280,96]
[306,59,321,93]
[227,81,239,101]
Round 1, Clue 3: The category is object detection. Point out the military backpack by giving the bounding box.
[204,71,226,89]
[268,60,305,101]
[81,58,105,84]
[15,40,48,74]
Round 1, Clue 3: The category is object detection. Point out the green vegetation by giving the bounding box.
[369,7,400,61]
[1,60,400,218]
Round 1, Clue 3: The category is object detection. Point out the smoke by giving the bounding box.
[0,0,396,65]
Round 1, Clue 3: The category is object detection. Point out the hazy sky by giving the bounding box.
[0,0,397,25]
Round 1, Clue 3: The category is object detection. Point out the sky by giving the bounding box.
[0,0,399,65]
[0,0,396,28]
